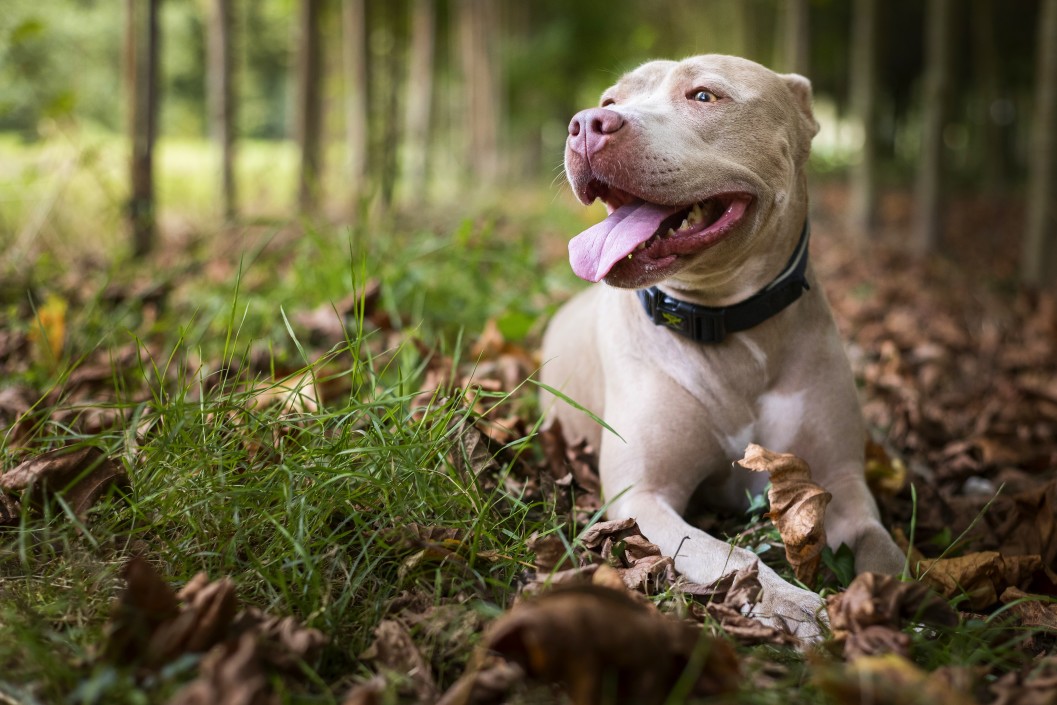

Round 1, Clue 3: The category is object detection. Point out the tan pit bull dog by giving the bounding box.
[539,55,905,640]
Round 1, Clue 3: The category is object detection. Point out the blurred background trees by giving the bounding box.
[0,0,1054,283]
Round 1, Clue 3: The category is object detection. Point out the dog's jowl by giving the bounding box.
[540,55,904,641]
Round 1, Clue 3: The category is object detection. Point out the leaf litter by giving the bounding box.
[104,556,326,703]
[5,202,1057,703]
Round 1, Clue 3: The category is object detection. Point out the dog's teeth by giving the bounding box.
[679,218,690,231]
[635,242,645,251]
[665,228,675,238]
[687,203,703,225]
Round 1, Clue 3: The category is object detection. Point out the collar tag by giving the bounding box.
[636,220,811,344]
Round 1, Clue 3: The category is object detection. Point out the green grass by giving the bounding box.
[0,182,581,702]
[0,132,1047,705]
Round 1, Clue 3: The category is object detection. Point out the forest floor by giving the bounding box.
[1,182,1056,705]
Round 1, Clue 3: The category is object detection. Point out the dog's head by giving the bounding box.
[564,55,819,293]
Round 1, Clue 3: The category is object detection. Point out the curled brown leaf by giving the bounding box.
[815,653,976,705]
[0,445,129,519]
[475,584,740,705]
[1000,587,1057,632]
[0,491,20,526]
[989,655,1057,705]
[738,444,831,586]
[361,619,437,703]
[917,551,1043,610]
[166,633,277,705]
[826,572,957,659]
[104,556,181,668]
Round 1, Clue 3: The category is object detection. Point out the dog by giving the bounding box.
[539,55,904,640]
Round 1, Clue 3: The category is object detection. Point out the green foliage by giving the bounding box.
[0,1,120,136]
[0,214,558,700]
[819,542,856,588]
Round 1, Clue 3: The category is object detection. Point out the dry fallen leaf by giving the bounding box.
[815,653,976,705]
[539,419,600,493]
[105,555,325,697]
[1000,587,1057,632]
[435,653,526,705]
[578,517,638,548]
[579,518,675,593]
[361,619,437,703]
[989,655,1057,705]
[28,293,67,368]
[0,445,129,519]
[456,584,740,705]
[0,491,20,526]
[688,563,800,647]
[104,556,182,668]
[917,551,1043,610]
[738,444,831,585]
[292,282,380,345]
[527,532,578,574]
[341,675,387,705]
[826,572,957,658]
[450,420,500,479]
[149,572,239,664]
[681,561,763,609]
[247,371,320,415]
[105,559,238,670]
[166,633,277,705]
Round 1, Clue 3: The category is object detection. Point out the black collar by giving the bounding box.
[636,220,811,343]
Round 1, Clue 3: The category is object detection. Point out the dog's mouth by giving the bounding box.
[569,183,752,283]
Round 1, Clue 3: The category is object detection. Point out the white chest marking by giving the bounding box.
[757,389,807,452]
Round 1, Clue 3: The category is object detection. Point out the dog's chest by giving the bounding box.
[670,333,807,459]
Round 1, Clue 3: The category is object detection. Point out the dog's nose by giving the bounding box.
[568,108,624,154]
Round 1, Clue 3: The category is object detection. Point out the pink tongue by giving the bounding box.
[568,200,681,282]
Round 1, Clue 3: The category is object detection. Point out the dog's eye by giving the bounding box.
[601,98,616,107]
[690,89,719,103]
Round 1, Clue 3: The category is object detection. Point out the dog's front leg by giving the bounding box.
[607,487,827,640]
[822,470,906,576]
[598,391,827,641]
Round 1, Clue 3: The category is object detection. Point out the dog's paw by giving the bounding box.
[753,583,828,643]
[853,524,907,576]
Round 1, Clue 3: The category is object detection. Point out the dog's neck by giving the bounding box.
[637,219,811,343]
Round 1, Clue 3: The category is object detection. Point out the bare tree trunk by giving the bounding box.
[848,0,879,239]
[207,0,236,222]
[342,0,369,212]
[401,0,435,204]
[971,0,1006,194]
[913,0,951,255]
[1020,0,1057,286]
[296,0,323,215]
[378,0,401,209]
[458,0,500,182]
[784,0,809,75]
[126,0,160,258]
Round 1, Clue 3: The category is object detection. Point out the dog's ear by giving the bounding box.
[780,73,820,140]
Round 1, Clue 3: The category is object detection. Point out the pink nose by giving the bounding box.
[568,108,624,155]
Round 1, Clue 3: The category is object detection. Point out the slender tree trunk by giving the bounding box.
[784,0,809,75]
[849,0,879,239]
[458,0,500,182]
[401,0,435,204]
[342,0,369,211]
[1020,0,1057,286]
[913,0,951,255]
[296,0,323,215]
[126,0,160,258]
[378,0,401,209]
[207,0,236,222]
[971,0,1006,194]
